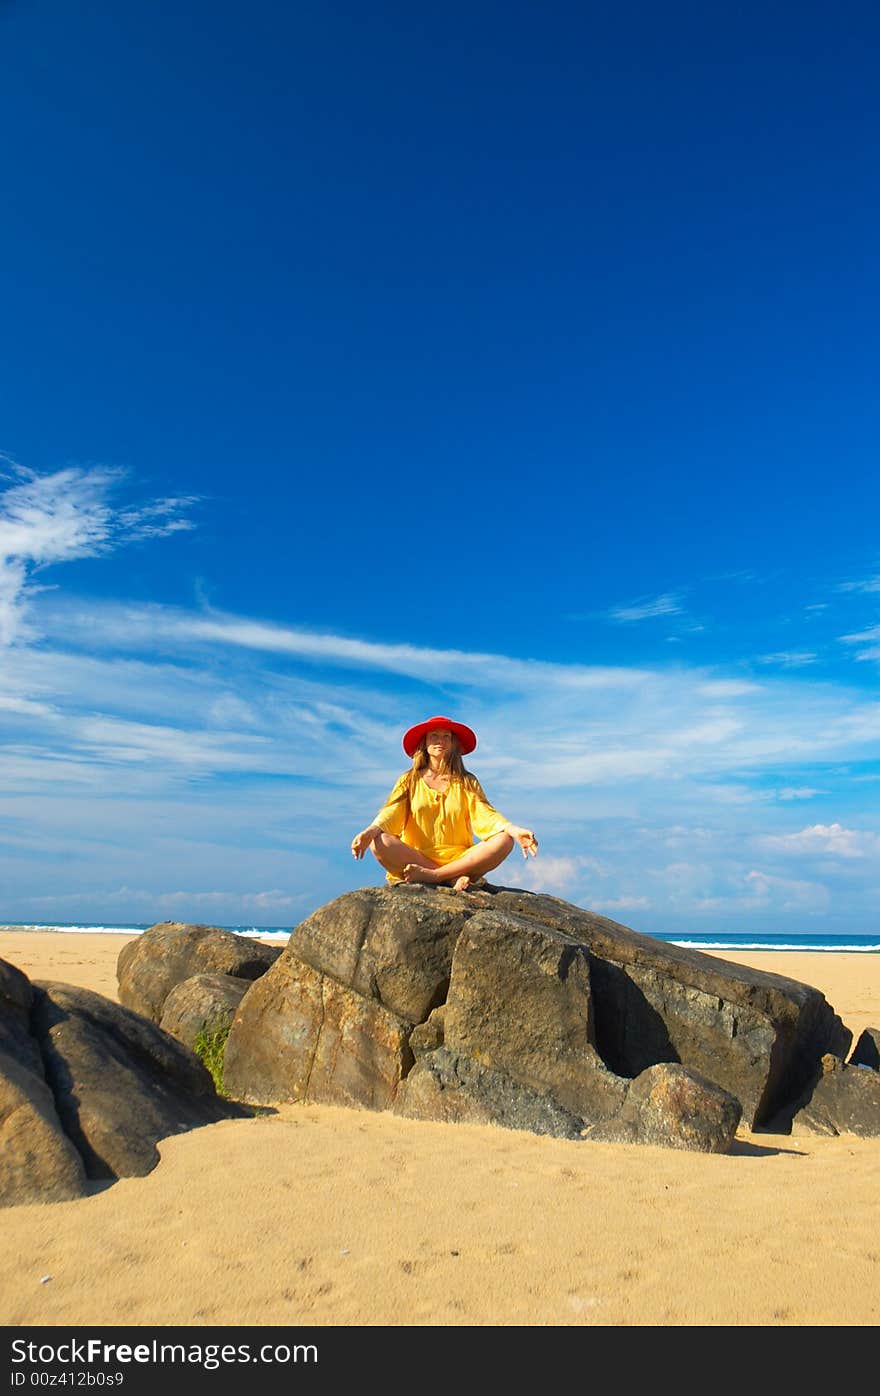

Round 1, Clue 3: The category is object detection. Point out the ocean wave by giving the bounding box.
[0,922,291,939]
[669,939,880,953]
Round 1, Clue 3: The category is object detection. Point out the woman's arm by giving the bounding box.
[351,774,409,858]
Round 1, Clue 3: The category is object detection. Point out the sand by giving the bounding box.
[1,932,878,1328]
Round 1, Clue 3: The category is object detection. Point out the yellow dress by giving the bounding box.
[372,773,509,883]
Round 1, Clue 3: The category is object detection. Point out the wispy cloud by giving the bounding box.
[839,624,880,663]
[4,511,880,927]
[836,574,880,594]
[36,598,653,694]
[756,651,817,668]
[608,592,684,622]
[0,460,198,644]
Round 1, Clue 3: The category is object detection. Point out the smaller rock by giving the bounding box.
[584,1063,742,1153]
[117,923,281,1023]
[849,1028,880,1071]
[394,1046,587,1139]
[160,974,252,1051]
[791,1053,880,1138]
[33,983,246,1179]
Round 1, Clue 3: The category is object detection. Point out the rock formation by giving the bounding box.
[0,959,245,1208]
[215,883,864,1150]
[4,886,878,1206]
[118,921,281,1022]
[790,1052,880,1137]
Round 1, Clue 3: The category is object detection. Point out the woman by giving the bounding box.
[350,716,538,892]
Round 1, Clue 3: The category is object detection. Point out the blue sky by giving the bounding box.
[1,2,878,932]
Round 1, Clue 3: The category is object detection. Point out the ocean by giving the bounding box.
[0,921,877,952]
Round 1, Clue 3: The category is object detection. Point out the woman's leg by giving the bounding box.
[402,831,515,890]
[370,831,441,879]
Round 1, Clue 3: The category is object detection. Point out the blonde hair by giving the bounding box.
[390,734,480,809]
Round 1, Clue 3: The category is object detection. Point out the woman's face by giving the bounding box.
[425,728,453,757]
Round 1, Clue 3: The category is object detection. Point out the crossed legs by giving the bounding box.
[371,830,515,892]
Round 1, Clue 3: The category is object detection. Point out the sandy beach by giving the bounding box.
[1,932,878,1328]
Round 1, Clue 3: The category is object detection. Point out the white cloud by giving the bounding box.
[608,592,684,622]
[5,517,880,927]
[9,594,880,809]
[741,869,830,911]
[756,652,817,668]
[837,575,880,593]
[501,855,586,894]
[0,693,54,717]
[839,624,880,662]
[760,823,880,859]
[591,895,650,911]
[0,462,198,644]
[695,680,761,697]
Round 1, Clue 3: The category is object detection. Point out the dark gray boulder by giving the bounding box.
[32,982,247,1178]
[159,973,252,1051]
[117,922,281,1023]
[1,958,89,1206]
[790,1053,880,1138]
[442,910,628,1123]
[584,1063,742,1153]
[850,1028,880,1071]
[394,1046,587,1139]
[483,889,852,1128]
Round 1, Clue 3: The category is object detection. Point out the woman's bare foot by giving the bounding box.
[452,875,471,892]
[402,863,442,884]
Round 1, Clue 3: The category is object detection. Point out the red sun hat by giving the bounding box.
[402,716,477,758]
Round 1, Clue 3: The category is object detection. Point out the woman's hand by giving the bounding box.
[351,827,379,859]
[508,825,538,859]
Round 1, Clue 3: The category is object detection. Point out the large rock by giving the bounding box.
[159,973,252,1051]
[790,1053,880,1138]
[32,983,246,1178]
[223,956,413,1109]
[217,884,855,1148]
[584,1063,742,1153]
[0,1049,88,1207]
[117,922,281,1023]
